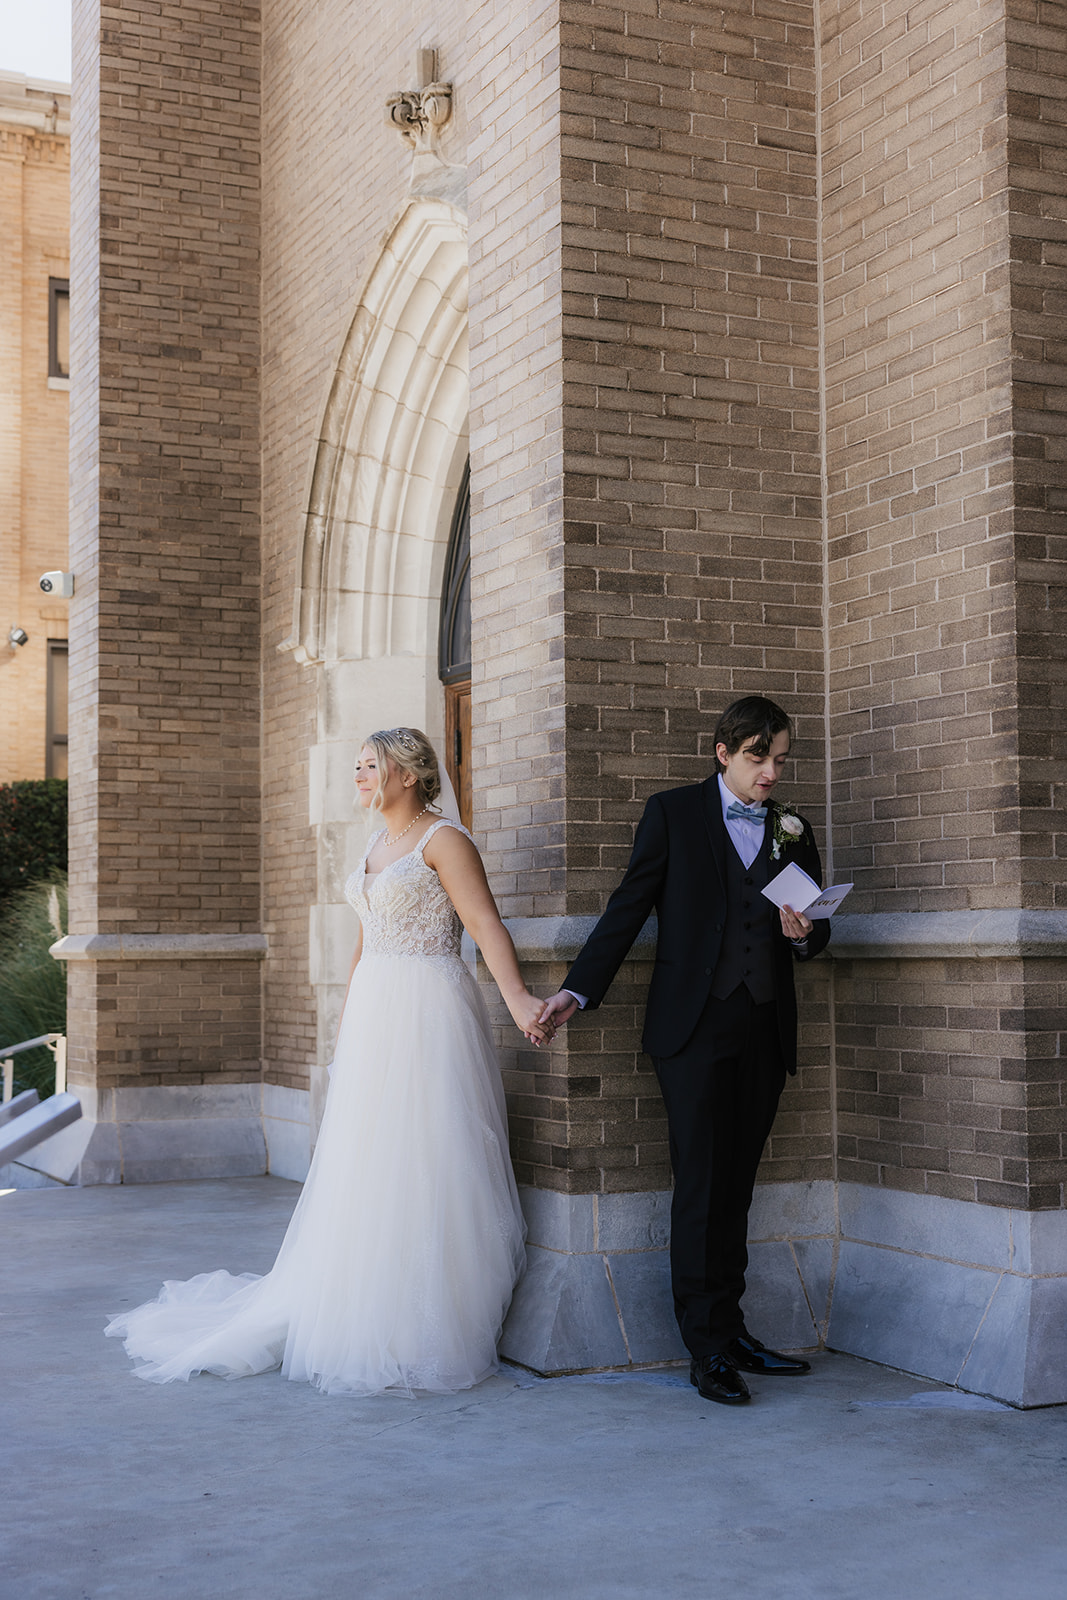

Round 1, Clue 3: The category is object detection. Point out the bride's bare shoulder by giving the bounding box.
[421,816,478,867]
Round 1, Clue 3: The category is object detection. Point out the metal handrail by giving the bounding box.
[1,1033,67,1102]
[0,1033,60,1056]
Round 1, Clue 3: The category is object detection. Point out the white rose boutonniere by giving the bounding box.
[771,807,805,861]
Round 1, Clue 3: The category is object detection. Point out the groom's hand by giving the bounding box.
[537,992,580,1030]
[779,903,813,942]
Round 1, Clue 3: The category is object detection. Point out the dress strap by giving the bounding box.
[418,816,473,852]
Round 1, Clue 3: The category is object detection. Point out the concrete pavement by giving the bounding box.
[3,1178,1066,1600]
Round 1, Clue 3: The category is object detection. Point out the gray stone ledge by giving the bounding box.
[504,910,1067,964]
[828,909,1067,959]
[503,915,655,963]
[51,933,269,962]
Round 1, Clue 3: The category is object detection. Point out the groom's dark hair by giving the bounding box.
[713,696,793,770]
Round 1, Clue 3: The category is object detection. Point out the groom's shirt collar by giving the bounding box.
[718,772,766,868]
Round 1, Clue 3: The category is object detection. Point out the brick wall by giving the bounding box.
[73,958,263,1093]
[823,0,1066,1211]
[822,0,1016,915]
[68,1,262,1088]
[559,0,825,913]
[836,955,1026,1206]
[1008,2,1067,904]
[467,0,567,924]
[1004,0,1067,1202]
[62,0,1063,1205]
[562,0,827,1197]
[472,0,830,1194]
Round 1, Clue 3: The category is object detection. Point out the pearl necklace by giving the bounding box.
[383,805,430,847]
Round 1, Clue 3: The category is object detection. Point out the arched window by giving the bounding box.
[439,463,472,828]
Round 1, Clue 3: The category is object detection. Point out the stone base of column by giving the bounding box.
[261,1083,311,1181]
[828,1186,1067,1409]
[11,1084,268,1186]
[501,1181,835,1375]
[502,1180,1067,1407]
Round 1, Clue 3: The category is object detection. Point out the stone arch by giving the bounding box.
[290,195,469,668]
[286,196,469,1149]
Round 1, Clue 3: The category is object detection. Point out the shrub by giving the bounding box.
[0,779,68,906]
[0,875,67,1100]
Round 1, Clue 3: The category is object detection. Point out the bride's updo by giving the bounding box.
[362,727,442,813]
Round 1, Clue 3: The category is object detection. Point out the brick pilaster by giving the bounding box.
[66,0,262,1097]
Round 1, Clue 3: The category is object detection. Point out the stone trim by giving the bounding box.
[262,1083,311,1183]
[50,934,269,962]
[499,1179,1067,1406]
[503,916,656,963]
[828,910,1067,959]
[504,911,1067,964]
[283,195,469,667]
[12,1083,267,1186]
[828,1185,1067,1408]
[0,71,71,134]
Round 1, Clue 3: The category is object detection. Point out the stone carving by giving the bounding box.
[385,50,462,202]
[385,82,453,154]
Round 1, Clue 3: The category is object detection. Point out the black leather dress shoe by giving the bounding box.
[727,1334,811,1376]
[689,1354,751,1405]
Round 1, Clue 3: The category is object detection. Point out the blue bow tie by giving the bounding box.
[727,801,767,823]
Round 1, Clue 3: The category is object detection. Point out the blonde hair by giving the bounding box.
[359,727,442,816]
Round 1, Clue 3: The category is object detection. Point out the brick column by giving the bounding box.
[42,0,265,1184]
[819,0,1067,1404]
[469,0,829,1372]
[470,0,1067,1398]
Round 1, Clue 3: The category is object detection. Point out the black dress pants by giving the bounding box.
[652,984,786,1358]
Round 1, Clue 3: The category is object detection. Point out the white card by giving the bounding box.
[799,882,853,919]
[761,862,853,919]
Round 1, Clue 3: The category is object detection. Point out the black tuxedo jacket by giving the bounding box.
[564,777,830,1070]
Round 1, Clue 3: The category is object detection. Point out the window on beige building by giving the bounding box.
[48,278,69,379]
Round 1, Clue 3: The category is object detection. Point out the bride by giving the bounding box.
[106,727,551,1396]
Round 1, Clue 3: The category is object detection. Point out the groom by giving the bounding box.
[538,696,830,1405]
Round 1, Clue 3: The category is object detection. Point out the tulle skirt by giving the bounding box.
[105,951,527,1396]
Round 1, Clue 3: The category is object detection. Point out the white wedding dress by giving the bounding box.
[106,818,527,1396]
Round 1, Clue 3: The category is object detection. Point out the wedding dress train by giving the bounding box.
[106,819,527,1396]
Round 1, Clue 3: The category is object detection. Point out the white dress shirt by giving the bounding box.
[719,773,765,866]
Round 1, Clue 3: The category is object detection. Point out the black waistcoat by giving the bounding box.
[710,826,776,1004]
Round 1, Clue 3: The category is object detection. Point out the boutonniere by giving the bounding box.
[771,806,805,861]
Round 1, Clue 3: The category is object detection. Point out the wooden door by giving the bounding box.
[444,679,472,832]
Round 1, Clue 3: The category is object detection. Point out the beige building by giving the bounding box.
[0,74,71,782]
[27,1,1067,1405]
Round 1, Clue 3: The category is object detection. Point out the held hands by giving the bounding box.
[535,991,580,1038]
[508,990,579,1047]
[779,903,813,942]
[506,990,555,1046]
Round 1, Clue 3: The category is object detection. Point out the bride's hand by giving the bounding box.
[507,991,555,1046]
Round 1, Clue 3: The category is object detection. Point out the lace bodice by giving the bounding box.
[344,818,471,966]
